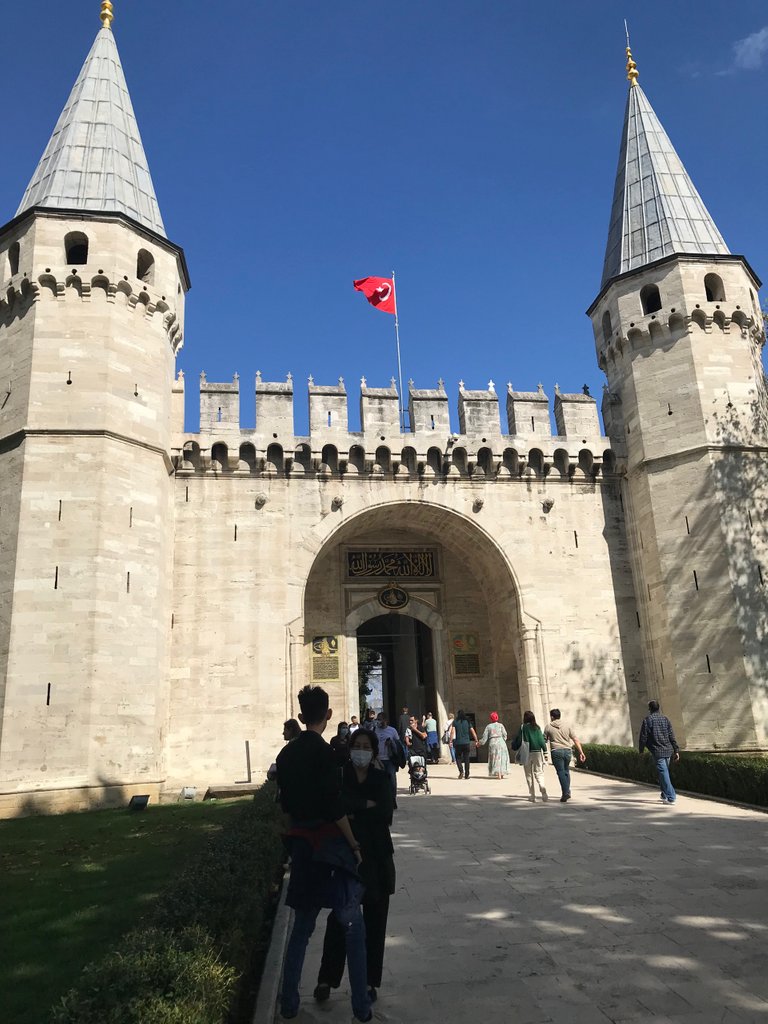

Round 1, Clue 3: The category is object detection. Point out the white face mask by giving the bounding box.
[350,749,373,768]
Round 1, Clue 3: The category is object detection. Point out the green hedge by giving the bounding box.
[51,786,285,1024]
[582,744,768,808]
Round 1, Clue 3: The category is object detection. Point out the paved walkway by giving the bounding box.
[274,761,768,1023]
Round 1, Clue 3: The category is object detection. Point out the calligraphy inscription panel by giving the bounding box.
[311,636,340,682]
[453,653,481,676]
[347,551,436,579]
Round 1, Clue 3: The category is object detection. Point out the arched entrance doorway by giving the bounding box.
[302,502,540,743]
[356,613,437,724]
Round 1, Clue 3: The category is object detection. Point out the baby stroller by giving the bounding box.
[408,754,431,795]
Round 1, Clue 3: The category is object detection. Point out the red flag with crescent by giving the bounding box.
[353,276,396,315]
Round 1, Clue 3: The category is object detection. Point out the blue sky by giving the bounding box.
[2,2,767,434]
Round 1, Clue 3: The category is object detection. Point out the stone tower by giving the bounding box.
[588,48,768,750]
[0,4,188,813]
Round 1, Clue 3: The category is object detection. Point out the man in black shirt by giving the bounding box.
[398,705,411,740]
[405,715,428,758]
[276,686,373,1023]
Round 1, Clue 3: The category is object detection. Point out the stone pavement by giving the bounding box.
[273,761,768,1023]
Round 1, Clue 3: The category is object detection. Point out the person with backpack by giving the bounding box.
[450,709,478,780]
[512,710,549,802]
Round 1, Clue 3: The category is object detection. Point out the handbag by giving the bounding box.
[512,726,530,766]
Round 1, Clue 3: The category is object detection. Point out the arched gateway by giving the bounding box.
[301,503,543,740]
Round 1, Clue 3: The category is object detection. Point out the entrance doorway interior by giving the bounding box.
[356,613,436,725]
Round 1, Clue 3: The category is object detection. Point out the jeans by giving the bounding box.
[456,743,470,777]
[448,741,456,763]
[655,756,676,802]
[381,758,397,799]
[551,747,572,797]
[281,904,371,1020]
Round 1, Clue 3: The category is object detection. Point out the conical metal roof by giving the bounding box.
[601,82,728,287]
[16,24,165,236]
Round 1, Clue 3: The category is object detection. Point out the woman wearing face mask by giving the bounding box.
[329,720,351,767]
[314,728,395,1008]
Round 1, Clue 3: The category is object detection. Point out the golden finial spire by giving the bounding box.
[100,1,114,29]
[624,21,639,87]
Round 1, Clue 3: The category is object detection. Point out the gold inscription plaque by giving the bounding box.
[311,635,340,682]
[347,550,436,579]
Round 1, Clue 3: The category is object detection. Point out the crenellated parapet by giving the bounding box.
[174,372,619,481]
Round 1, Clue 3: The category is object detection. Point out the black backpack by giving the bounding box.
[387,736,407,769]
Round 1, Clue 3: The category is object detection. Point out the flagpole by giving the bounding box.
[392,269,405,431]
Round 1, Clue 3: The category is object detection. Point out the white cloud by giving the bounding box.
[733,25,768,70]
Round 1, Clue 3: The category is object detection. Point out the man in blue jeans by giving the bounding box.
[544,709,586,802]
[276,685,373,1023]
[639,700,680,804]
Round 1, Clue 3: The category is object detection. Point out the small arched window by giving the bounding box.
[64,232,89,265]
[640,284,661,315]
[321,444,339,473]
[267,442,284,474]
[704,273,725,302]
[137,248,155,285]
[8,242,20,276]
[601,309,613,344]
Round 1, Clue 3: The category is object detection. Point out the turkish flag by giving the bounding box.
[353,276,396,315]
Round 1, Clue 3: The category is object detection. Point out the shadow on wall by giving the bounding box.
[6,775,133,819]
[560,623,636,744]
[706,372,768,742]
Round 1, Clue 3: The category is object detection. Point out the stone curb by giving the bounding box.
[252,868,291,1024]
[576,766,768,814]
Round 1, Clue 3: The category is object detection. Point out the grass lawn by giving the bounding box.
[0,799,250,1024]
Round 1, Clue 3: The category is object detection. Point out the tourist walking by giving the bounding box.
[443,712,456,763]
[315,728,395,1008]
[329,721,351,766]
[512,710,549,802]
[275,686,372,1023]
[362,708,378,732]
[349,715,360,734]
[397,706,411,741]
[639,700,680,804]
[451,709,478,780]
[477,711,509,778]
[423,711,439,763]
[544,708,586,802]
[404,716,428,759]
[267,719,302,781]
[374,712,403,803]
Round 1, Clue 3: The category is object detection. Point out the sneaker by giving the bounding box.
[528,795,535,803]
[541,790,549,802]
[314,983,332,1003]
